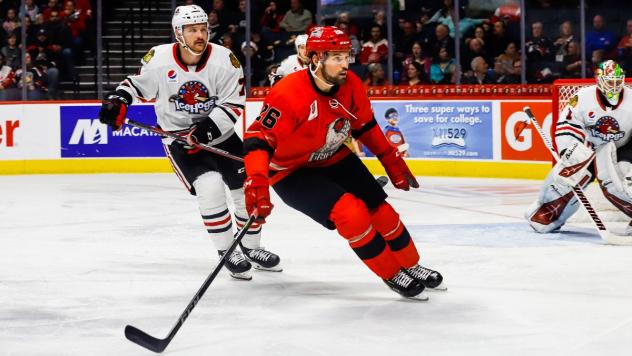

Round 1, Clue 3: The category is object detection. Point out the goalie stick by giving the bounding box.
[523,107,632,245]
[124,213,258,353]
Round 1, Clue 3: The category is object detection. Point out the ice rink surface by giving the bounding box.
[1,173,631,356]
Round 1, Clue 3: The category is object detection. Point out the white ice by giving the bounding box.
[1,174,631,356]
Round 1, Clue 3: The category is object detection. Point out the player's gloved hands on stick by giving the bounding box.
[98,93,129,131]
[244,175,273,222]
[186,118,217,146]
[379,149,419,191]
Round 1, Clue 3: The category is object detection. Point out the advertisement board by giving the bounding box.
[500,101,553,162]
[60,105,163,158]
[370,101,494,159]
[0,104,60,161]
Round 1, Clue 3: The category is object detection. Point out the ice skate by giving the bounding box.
[405,265,447,291]
[218,250,252,280]
[240,245,283,272]
[383,270,428,300]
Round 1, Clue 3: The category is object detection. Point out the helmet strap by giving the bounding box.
[175,28,208,57]
[309,53,336,89]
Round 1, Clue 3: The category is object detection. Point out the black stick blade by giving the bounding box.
[376,176,389,187]
[125,325,170,353]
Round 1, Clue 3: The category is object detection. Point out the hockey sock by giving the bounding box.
[370,202,419,269]
[330,193,400,279]
[235,213,262,249]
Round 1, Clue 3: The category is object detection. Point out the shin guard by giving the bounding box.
[370,202,419,269]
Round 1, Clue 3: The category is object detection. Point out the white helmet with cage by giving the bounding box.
[172,5,209,56]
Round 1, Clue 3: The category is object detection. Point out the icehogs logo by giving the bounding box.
[170,81,217,114]
[590,116,625,141]
[309,118,351,162]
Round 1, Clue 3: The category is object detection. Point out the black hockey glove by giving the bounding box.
[186,118,220,146]
[98,91,130,131]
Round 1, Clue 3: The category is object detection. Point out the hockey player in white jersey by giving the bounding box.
[526,60,632,234]
[98,5,282,280]
[270,34,308,85]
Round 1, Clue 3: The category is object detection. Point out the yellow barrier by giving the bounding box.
[0,157,550,180]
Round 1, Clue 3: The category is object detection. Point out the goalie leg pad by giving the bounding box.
[596,141,632,218]
[370,202,419,269]
[525,169,588,233]
[330,193,400,279]
[193,171,234,251]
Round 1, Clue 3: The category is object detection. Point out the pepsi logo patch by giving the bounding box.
[590,115,625,141]
[588,111,595,118]
[167,70,178,82]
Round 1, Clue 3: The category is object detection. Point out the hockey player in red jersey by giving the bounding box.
[243,26,445,299]
[97,5,282,280]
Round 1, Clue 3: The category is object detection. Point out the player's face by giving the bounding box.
[182,23,209,53]
[321,51,351,85]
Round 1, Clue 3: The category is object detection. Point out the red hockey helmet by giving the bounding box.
[305,26,352,54]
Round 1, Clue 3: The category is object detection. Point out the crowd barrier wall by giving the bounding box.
[0,97,555,179]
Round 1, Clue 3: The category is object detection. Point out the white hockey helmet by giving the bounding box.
[295,34,308,52]
[172,5,209,55]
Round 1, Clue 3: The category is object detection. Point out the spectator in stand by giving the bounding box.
[401,61,429,85]
[279,0,312,33]
[430,46,455,84]
[231,0,247,38]
[363,62,389,87]
[461,38,489,73]
[526,22,553,62]
[61,0,87,62]
[240,40,266,86]
[404,41,431,74]
[1,32,20,69]
[553,21,574,58]
[0,53,16,101]
[43,10,75,80]
[212,0,237,29]
[489,20,510,58]
[15,52,49,100]
[19,0,39,21]
[494,42,521,83]
[221,32,237,53]
[369,9,386,37]
[260,1,283,33]
[462,56,498,84]
[430,24,454,60]
[473,25,489,50]
[335,12,359,38]
[41,0,61,22]
[562,40,583,78]
[617,19,632,72]
[394,20,419,62]
[336,21,360,62]
[586,15,617,59]
[208,9,225,44]
[3,8,20,35]
[427,0,486,38]
[360,24,388,65]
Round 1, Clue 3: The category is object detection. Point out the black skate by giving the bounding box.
[383,270,428,300]
[405,265,446,290]
[240,245,283,272]
[218,250,252,280]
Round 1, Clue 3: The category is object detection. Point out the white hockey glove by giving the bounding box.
[553,141,595,187]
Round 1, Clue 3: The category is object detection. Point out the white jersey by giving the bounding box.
[273,54,307,84]
[556,85,632,152]
[116,42,245,145]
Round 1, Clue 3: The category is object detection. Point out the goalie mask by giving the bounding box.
[596,60,625,105]
[172,5,209,56]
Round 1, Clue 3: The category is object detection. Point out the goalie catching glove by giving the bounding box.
[98,91,130,131]
[553,141,595,187]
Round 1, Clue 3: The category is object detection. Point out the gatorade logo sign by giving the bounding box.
[500,102,553,162]
[0,120,19,147]
[60,105,163,157]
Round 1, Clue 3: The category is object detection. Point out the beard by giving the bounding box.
[323,69,347,85]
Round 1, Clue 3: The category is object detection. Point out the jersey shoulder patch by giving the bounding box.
[141,48,155,65]
[229,52,241,69]
[569,95,578,108]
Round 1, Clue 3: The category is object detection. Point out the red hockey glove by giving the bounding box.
[244,174,273,223]
[98,92,129,131]
[379,149,419,191]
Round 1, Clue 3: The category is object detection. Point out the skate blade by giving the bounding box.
[229,271,253,280]
[253,263,283,272]
[405,291,429,301]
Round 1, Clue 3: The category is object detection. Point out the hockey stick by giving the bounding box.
[124,212,258,353]
[377,176,389,187]
[125,118,244,163]
[523,107,632,245]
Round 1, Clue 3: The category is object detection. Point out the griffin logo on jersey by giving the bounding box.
[170,81,217,114]
[308,117,351,162]
[590,116,625,141]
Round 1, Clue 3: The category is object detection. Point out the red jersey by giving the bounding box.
[245,69,375,183]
